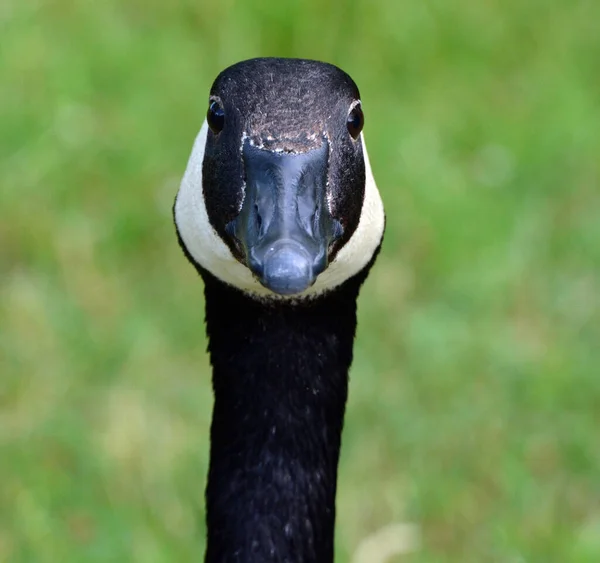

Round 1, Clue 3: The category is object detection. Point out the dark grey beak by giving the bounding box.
[227,139,342,295]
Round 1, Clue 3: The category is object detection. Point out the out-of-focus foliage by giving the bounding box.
[1,1,599,561]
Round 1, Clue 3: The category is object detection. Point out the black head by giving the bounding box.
[175,58,384,299]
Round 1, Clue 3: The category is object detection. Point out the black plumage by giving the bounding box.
[174,57,384,563]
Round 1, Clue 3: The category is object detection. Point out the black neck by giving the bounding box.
[200,269,368,563]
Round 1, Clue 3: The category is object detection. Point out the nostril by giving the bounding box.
[312,202,320,233]
[254,203,263,233]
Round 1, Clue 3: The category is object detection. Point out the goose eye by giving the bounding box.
[207,100,225,133]
[347,104,364,140]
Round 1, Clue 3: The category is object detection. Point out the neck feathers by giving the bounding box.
[201,268,367,563]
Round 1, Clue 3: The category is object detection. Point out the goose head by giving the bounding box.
[175,58,385,299]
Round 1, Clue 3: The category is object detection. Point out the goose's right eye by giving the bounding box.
[207,100,225,133]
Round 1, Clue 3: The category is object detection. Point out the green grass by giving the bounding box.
[1,0,599,561]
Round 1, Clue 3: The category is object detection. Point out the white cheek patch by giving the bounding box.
[175,120,385,300]
[175,121,271,296]
[314,133,385,293]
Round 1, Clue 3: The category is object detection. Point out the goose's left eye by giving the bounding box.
[347,104,364,140]
[207,100,225,133]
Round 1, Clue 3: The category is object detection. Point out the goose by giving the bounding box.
[174,57,385,563]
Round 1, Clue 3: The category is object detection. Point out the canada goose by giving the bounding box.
[174,58,385,562]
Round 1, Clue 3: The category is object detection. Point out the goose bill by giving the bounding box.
[228,139,342,296]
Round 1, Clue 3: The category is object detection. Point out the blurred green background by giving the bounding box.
[2,0,599,561]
